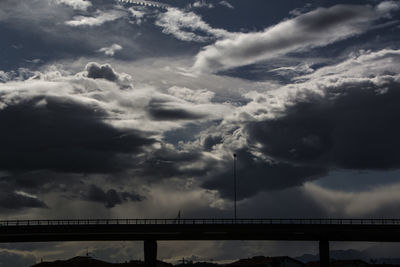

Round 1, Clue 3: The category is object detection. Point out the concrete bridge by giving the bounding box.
[2,218,400,267]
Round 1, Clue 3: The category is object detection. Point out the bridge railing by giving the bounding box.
[1,218,400,226]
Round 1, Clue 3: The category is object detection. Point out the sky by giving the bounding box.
[1,0,400,265]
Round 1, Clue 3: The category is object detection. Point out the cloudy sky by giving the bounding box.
[1,0,400,265]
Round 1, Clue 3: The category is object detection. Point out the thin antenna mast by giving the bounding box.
[233,153,237,221]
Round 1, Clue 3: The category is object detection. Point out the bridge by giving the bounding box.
[2,218,400,267]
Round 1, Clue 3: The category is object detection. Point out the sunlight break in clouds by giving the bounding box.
[193,1,400,73]
[303,182,400,217]
[65,10,125,26]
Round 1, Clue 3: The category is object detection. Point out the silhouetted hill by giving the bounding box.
[175,262,220,267]
[304,259,369,267]
[31,256,173,267]
[296,250,369,263]
[228,255,304,267]
[30,255,400,267]
[296,249,400,265]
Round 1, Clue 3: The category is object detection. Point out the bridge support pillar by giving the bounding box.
[144,240,157,267]
[319,239,330,267]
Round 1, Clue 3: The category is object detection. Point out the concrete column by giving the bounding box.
[144,240,157,267]
[319,239,330,267]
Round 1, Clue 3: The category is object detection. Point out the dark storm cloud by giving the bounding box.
[0,183,47,210]
[148,98,207,120]
[0,192,47,210]
[203,135,222,151]
[83,62,133,88]
[136,145,208,178]
[247,78,400,170]
[82,184,144,208]
[0,96,155,173]
[85,62,120,81]
[84,185,122,208]
[121,191,145,201]
[202,148,326,200]
[295,5,371,32]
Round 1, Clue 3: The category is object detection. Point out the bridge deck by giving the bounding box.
[2,218,400,226]
[1,219,400,243]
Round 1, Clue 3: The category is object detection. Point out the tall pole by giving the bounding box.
[233,153,237,221]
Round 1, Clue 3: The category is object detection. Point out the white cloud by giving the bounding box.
[191,1,214,9]
[376,0,400,16]
[0,71,11,83]
[128,7,146,24]
[97,44,123,56]
[14,191,39,199]
[52,0,92,10]
[155,8,231,42]
[65,10,125,27]
[296,48,400,84]
[269,63,314,77]
[167,86,215,104]
[219,1,234,9]
[0,62,233,134]
[231,48,400,127]
[193,2,399,73]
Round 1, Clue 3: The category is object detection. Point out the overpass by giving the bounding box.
[2,218,400,267]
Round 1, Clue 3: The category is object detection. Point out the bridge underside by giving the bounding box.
[1,224,400,243]
[2,223,400,267]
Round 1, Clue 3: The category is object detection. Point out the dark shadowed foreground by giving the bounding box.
[32,256,172,267]
[30,255,400,267]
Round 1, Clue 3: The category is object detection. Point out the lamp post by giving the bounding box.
[233,153,237,221]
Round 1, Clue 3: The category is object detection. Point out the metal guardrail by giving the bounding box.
[1,219,400,226]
